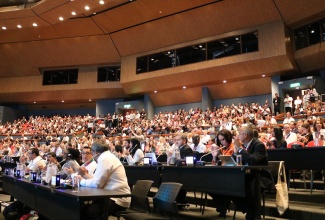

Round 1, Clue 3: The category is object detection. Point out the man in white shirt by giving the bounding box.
[283,112,295,124]
[284,94,293,114]
[50,140,63,157]
[78,139,130,216]
[283,123,297,145]
[190,135,206,153]
[26,148,46,173]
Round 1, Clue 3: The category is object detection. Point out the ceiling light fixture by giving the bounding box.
[85,6,90,10]
[17,25,22,28]
[62,100,64,103]
[154,90,157,93]
[59,17,64,21]
[2,26,6,30]
[223,80,227,83]
[99,0,105,4]
[32,23,38,27]
[183,86,186,89]
[262,74,265,77]
[71,11,76,15]
[89,99,92,101]
[34,101,36,104]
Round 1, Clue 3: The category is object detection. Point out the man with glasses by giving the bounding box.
[77,139,130,216]
[26,148,46,173]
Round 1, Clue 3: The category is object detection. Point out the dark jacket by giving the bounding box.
[179,144,193,159]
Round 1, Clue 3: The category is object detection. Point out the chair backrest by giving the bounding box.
[130,180,153,212]
[153,182,183,218]
[287,141,305,148]
[306,141,314,147]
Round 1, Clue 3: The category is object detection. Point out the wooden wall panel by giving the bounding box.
[274,0,325,28]
[111,0,281,56]
[149,87,202,107]
[295,42,325,73]
[208,78,272,100]
[0,35,120,77]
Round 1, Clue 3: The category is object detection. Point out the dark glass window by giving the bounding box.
[322,19,325,41]
[97,66,120,82]
[136,56,148,74]
[176,44,206,66]
[43,69,78,85]
[241,32,258,53]
[308,22,321,45]
[295,27,308,50]
[148,50,175,72]
[207,36,240,60]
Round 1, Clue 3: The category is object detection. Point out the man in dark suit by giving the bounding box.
[174,133,193,206]
[233,126,273,220]
[273,93,281,116]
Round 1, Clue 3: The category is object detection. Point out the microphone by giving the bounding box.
[199,152,211,161]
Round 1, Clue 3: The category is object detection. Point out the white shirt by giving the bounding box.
[283,117,295,124]
[27,156,46,173]
[50,146,63,157]
[284,132,297,145]
[80,151,131,208]
[127,149,144,165]
[190,142,206,153]
[284,97,293,108]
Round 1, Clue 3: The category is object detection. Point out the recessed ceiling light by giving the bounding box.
[33,23,38,27]
[89,99,92,102]
[311,30,315,34]
[223,80,227,83]
[262,74,265,77]
[183,86,186,89]
[62,100,64,103]
[154,91,157,93]
[235,37,239,40]
[17,25,22,28]
[85,6,90,10]
[99,0,105,4]
[59,17,64,21]
[34,101,36,104]
[2,26,6,30]
[71,11,76,16]
[151,58,154,61]
[93,12,96,15]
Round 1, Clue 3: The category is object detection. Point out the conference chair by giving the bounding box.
[233,161,284,220]
[123,182,183,220]
[117,180,154,220]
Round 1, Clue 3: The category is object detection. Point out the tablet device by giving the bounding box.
[218,155,237,166]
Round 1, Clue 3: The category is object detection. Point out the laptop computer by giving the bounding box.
[143,157,152,165]
[218,155,237,166]
[185,156,195,166]
[145,153,157,164]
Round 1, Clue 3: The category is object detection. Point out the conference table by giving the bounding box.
[2,175,130,220]
[124,165,265,219]
[267,147,325,193]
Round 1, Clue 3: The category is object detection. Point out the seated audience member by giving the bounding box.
[61,148,81,179]
[216,129,234,157]
[124,138,144,165]
[297,122,313,145]
[26,148,46,173]
[283,112,295,124]
[283,123,297,145]
[78,139,131,216]
[41,152,61,183]
[114,144,125,162]
[271,127,287,149]
[312,119,325,144]
[190,135,206,153]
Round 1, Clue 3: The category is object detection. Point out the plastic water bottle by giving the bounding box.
[175,147,180,160]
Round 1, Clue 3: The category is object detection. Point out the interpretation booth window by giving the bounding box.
[136,31,258,74]
[43,69,78,85]
[294,18,324,50]
[97,66,120,82]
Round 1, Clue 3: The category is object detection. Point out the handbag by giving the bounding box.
[275,161,289,215]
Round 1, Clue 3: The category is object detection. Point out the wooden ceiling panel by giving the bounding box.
[31,0,70,15]
[207,78,272,100]
[274,0,325,28]
[0,8,35,19]
[0,35,120,78]
[111,0,281,56]
[0,16,50,30]
[38,3,82,25]
[149,87,202,107]
[94,0,215,33]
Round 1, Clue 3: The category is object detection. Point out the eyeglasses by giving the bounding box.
[81,152,91,155]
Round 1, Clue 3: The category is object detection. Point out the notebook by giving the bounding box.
[218,155,237,166]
